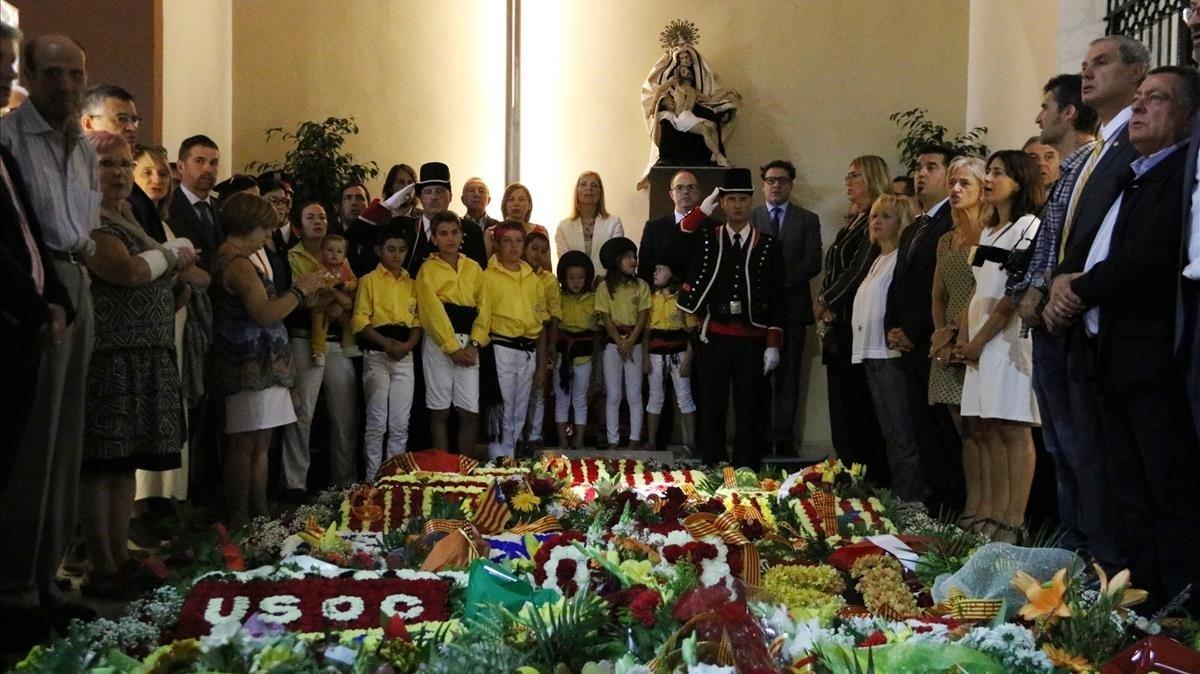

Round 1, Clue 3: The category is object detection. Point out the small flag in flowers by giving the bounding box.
[471,480,512,534]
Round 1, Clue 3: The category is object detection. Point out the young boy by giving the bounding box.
[482,222,549,459]
[643,259,697,455]
[311,233,358,365]
[521,231,560,452]
[352,225,423,480]
[415,212,490,456]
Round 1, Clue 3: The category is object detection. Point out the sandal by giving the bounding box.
[990,520,1026,545]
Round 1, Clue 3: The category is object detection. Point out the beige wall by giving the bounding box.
[229,0,1069,452]
[162,0,232,172]
[967,0,1060,151]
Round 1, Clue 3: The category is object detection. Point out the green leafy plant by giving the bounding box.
[244,116,378,216]
[889,108,989,173]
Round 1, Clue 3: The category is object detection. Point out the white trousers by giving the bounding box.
[362,350,415,481]
[554,357,591,425]
[525,383,546,442]
[488,344,536,459]
[646,352,696,414]
[602,343,643,444]
[282,338,358,489]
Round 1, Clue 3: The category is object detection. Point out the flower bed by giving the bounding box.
[13,455,1200,674]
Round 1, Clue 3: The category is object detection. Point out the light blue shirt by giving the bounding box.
[1082,141,1185,335]
[0,101,100,254]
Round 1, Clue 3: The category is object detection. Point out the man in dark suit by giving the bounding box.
[1056,66,1200,611]
[1178,4,1200,442]
[402,163,486,275]
[0,144,74,487]
[461,177,501,240]
[639,170,699,284]
[168,134,222,269]
[882,145,962,511]
[749,160,821,454]
[671,169,785,469]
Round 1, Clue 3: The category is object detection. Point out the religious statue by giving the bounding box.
[637,20,742,190]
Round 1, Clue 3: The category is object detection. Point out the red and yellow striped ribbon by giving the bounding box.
[683,511,761,587]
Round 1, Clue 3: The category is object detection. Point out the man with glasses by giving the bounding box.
[638,170,700,284]
[750,160,821,455]
[1180,1,1200,446]
[79,84,166,242]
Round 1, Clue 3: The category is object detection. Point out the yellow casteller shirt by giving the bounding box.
[289,244,358,347]
[594,278,651,326]
[649,289,698,330]
[415,253,490,354]
[536,268,562,322]
[483,256,547,340]
[351,264,420,335]
[558,291,598,365]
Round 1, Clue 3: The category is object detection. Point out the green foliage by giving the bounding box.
[889,108,989,173]
[244,116,378,216]
[912,512,988,588]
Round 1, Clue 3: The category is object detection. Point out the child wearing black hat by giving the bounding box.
[595,237,651,450]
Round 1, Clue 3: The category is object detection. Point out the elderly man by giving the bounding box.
[1055,66,1200,611]
[639,170,698,285]
[461,177,499,240]
[1022,135,1061,192]
[0,32,98,629]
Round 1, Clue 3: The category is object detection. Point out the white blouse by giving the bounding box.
[851,250,900,363]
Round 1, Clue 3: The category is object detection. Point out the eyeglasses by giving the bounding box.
[90,113,141,127]
[98,158,136,170]
[266,196,292,206]
[671,184,698,192]
[763,177,791,186]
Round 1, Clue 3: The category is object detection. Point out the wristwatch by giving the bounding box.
[468,339,482,349]
[1030,275,1048,291]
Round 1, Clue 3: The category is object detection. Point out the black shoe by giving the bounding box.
[279,488,308,505]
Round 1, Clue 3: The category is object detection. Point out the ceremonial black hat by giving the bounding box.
[416,162,452,191]
[599,236,637,272]
[718,167,754,194]
[214,173,259,198]
[556,250,595,288]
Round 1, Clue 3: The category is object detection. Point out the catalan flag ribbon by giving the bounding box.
[471,480,512,535]
[931,586,1003,621]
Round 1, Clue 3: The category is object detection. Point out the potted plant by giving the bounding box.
[889,108,989,174]
[245,116,378,216]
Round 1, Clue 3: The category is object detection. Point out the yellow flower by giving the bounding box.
[1042,644,1092,672]
[620,559,654,585]
[1012,568,1071,622]
[849,463,865,478]
[511,490,541,513]
[1094,564,1148,609]
[144,639,201,674]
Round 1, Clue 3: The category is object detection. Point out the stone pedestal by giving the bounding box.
[646,165,735,221]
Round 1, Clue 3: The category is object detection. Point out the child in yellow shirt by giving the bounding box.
[643,259,697,455]
[481,222,548,459]
[352,225,423,479]
[521,231,560,451]
[554,251,599,450]
[415,212,489,455]
[594,237,651,450]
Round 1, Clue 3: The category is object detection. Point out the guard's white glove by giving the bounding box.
[383,183,416,211]
[763,346,780,375]
[699,186,722,215]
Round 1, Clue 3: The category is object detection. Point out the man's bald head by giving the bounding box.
[21,35,87,127]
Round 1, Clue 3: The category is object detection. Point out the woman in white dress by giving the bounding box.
[555,171,624,284]
[954,150,1045,543]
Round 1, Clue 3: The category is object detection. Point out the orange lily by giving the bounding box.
[1093,564,1148,609]
[1012,568,1071,622]
[1042,644,1092,672]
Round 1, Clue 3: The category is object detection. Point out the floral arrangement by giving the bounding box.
[14,457,1200,674]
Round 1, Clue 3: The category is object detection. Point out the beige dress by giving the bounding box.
[928,232,974,406]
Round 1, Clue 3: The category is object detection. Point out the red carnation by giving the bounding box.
[628,588,662,627]
[858,629,888,648]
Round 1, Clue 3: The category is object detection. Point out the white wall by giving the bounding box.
[162,0,233,173]
[1058,0,1108,74]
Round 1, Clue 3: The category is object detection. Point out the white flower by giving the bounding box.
[203,595,251,626]
[542,544,591,596]
[686,665,735,674]
[258,595,302,624]
[321,595,365,622]
[381,593,425,621]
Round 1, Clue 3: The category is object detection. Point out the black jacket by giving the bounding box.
[1070,144,1187,392]
[128,183,167,243]
[750,202,822,326]
[167,185,223,269]
[885,199,953,346]
[675,217,785,332]
[1058,124,1140,274]
[0,145,74,331]
[638,213,677,284]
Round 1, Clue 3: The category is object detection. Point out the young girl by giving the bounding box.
[594,237,651,450]
[522,231,561,451]
[642,258,696,454]
[554,251,599,450]
[311,234,358,365]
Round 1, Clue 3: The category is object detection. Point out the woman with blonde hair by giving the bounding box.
[555,171,624,281]
[929,156,989,531]
[850,193,925,500]
[816,155,889,482]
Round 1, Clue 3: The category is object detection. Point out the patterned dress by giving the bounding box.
[83,217,183,473]
[210,251,294,396]
[928,231,976,406]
